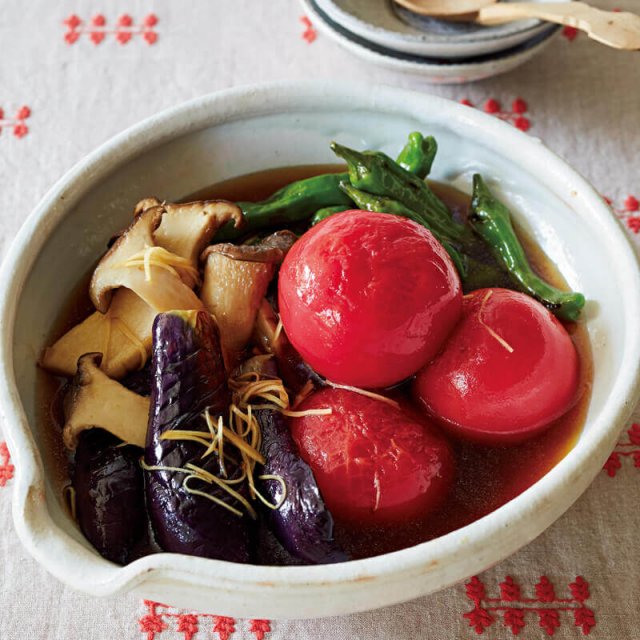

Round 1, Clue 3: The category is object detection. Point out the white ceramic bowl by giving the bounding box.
[302,0,559,84]
[2,82,640,620]
[316,0,552,58]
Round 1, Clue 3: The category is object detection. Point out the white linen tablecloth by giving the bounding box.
[1,1,639,638]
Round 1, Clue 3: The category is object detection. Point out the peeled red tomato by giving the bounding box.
[413,288,580,445]
[278,211,462,388]
[290,388,454,526]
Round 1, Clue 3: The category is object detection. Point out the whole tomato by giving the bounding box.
[290,387,455,526]
[278,211,462,388]
[413,288,580,445]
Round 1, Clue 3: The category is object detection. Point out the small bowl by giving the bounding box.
[315,0,552,58]
[302,0,559,84]
[2,82,640,619]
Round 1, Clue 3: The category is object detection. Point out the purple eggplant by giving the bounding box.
[256,408,347,564]
[73,428,145,565]
[145,310,254,563]
[121,361,152,397]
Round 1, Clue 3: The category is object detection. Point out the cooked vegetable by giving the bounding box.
[338,183,468,277]
[278,211,462,388]
[469,175,585,321]
[73,428,145,565]
[215,132,437,241]
[310,205,349,226]
[89,205,204,313]
[396,132,437,179]
[330,141,471,244]
[145,310,254,562]
[413,288,580,444]
[290,388,455,526]
[256,408,347,564]
[253,299,324,397]
[200,231,296,366]
[62,353,150,449]
[41,199,242,378]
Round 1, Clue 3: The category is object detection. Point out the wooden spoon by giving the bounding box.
[393,0,640,50]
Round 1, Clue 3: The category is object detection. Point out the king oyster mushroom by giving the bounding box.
[62,353,150,449]
[41,199,243,378]
[200,231,296,366]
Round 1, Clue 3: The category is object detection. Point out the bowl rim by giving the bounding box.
[2,81,640,610]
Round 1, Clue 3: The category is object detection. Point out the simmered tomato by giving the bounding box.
[290,388,455,526]
[413,288,580,445]
[278,211,462,388]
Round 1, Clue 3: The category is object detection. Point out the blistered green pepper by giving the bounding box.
[396,133,437,179]
[469,174,585,321]
[310,205,350,226]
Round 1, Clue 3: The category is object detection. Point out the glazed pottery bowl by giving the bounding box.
[2,82,640,619]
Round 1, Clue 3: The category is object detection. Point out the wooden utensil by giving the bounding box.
[392,0,640,50]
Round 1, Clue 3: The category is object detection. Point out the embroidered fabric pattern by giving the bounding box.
[463,575,596,636]
[604,423,640,477]
[0,106,31,138]
[300,16,317,43]
[460,98,531,131]
[139,601,272,640]
[0,442,14,487]
[64,14,159,45]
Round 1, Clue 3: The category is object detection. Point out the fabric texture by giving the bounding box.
[0,1,639,638]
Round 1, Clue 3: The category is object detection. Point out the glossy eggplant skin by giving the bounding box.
[256,408,347,564]
[73,428,145,565]
[145,310,254,563]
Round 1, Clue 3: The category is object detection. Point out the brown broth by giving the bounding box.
[39,164,592,562]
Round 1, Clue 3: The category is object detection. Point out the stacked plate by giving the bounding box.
[301,0,560,83]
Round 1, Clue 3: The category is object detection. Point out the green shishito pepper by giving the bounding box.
[215,132,439,242]
[469,174,585,322]
[396,132,437,179]
[330,141,472,244]
[214,173,352,241]
[310,205,350,226]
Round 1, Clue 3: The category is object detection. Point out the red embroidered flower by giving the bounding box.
[538,609,560,635]
[177,614,198,640]
[249,619,272,639]
[503,608,525,635]
[500,576,521,601]
[574,607,596,635]
[144,14,159,28]
[91,14,106,27]
[464,606,493,634]
[139,613,167,638]
[0,442,14,487]
[300,16,317,44]
[625,216,640,234]
[624,195,639,212]
[563,26,579,41]
[511,98,527,114]
[569,576,590,602]
[535,576,556,602]
[465,576,487,603]
[513,116,530,132]
[213,616,236,640]
[483,98,501,114]
[604,452,622,477]
[629,423,640,445]
[64,14,81,29]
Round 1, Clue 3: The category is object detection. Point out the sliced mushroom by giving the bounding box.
[200,231,296,366]
[42,198,244,379]
[155,200,244,267]
[90,200,243,312]
[63,353,150,449]
[41,288,156,378]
